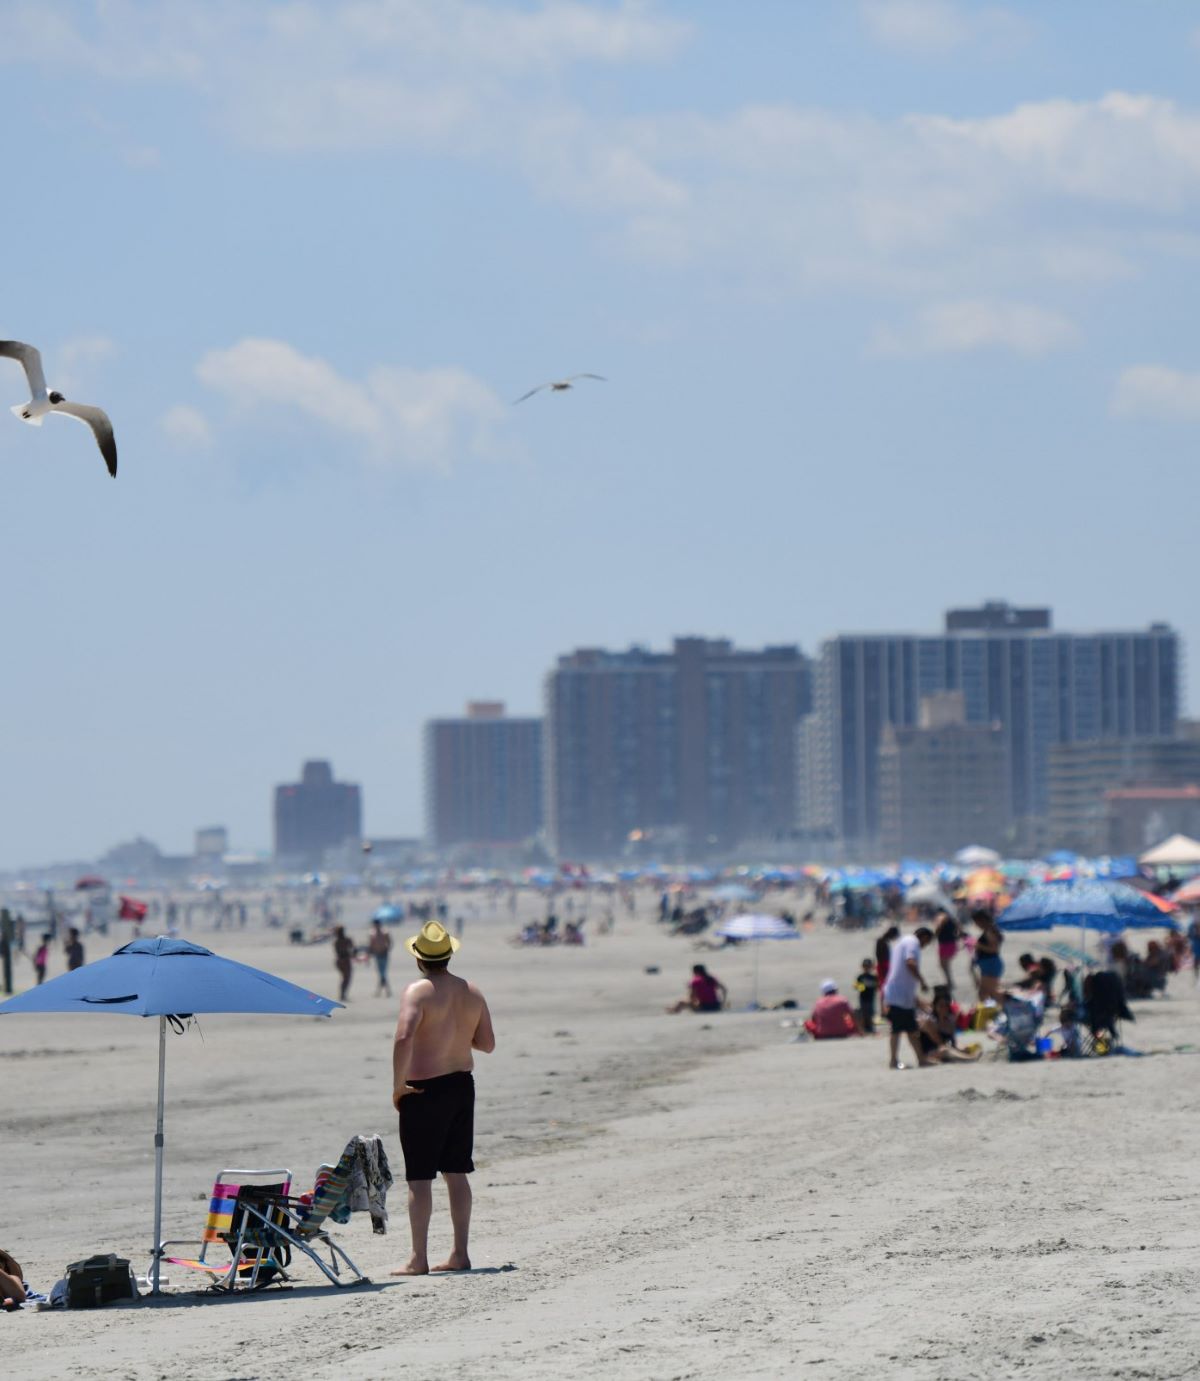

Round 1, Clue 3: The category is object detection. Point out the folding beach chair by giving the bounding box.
[160,1149,369,1291]
[994,992,1043,1061]
[159,1169,296,1291]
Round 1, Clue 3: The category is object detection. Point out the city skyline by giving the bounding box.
[3,3,1200,867]
[7,602,1187,872]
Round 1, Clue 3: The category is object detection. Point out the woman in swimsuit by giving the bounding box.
[972,910,1004,1001]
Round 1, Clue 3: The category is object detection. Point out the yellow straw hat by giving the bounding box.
[405,920,461,961]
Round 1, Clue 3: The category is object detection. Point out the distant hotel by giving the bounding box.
[545,637,812,858]
[274,760,362,867]
[423,702,543,852]
[797,602,1180,856]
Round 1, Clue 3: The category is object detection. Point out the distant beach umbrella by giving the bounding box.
[0,937,340,1294]
[715,913,799,1008]
[998,882,1177,960]
[905,878,958,912]
[954,845,1002,868]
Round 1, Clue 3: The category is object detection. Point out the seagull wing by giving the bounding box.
[50,400,118,478]
[512,383,552,404]
[565,373,606,383]
[0,340,47,398]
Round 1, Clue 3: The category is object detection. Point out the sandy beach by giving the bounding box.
[3,892,1199,1380]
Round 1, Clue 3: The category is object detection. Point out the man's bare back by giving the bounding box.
[390,928,496,1277]
[394,971,494,1085]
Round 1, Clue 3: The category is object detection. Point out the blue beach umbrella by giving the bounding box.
[998,881,1177,938]
[0,937,340,1293]
[372,903,405,924]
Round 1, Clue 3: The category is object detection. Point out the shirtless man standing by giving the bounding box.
[391,921,495,1275]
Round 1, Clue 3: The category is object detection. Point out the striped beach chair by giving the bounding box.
[160,1169,294,1291]
[159,1150,369,1291]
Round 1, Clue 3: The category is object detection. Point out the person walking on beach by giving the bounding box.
[883,927,935,1069]
[333,925,354,1002]
[391,921,495,1276]
[64,928,84,972]
[33,933,49,985]
[368,919,393,998]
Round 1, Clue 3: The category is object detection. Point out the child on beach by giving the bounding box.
[33,934,49,985]
[854,958,878,1032]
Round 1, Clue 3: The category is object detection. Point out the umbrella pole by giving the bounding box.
[753,941,761,1009]
[151,1015,166,1295]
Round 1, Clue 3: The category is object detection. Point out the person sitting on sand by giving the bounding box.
[0,1249,28,1309]
[917,987,981,1063]
[667,964,727,1014]
[804,979,859,1039]
[1046,1000,1082,1058]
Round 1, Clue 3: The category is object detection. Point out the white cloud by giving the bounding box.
[54,335,116,393]
[196,338,508,470]
[860,0,1027,56]
[871,300,1079,356]
[162,405,212,447]
[1112,366,1200,422]
[10,6,1200,309]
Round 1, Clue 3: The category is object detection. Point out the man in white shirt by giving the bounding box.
[883,926,934,1069]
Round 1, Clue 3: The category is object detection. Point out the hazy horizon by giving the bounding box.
[2,1,1198,868]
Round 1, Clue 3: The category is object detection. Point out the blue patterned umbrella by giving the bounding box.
[998,882,1176,934]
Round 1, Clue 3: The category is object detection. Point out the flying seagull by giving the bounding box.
[0,340,117,478]
[513,373,606,405]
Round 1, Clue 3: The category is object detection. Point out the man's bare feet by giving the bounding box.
[390,1257,429,1276]
[431,1253,471,1272]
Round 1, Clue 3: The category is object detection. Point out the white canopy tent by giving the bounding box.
[1139,834,1200,868]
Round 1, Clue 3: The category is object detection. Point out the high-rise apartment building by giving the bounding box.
[1047,735,1200,854]
[423,702,543,851]
[273,760,362,866]
[797,603,1179,854]
[877,692,1009,859]
[545,637,811,858]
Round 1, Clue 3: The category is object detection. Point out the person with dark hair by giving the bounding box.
[0,1248,27,1310]
[917,986,980,1063]
[667,964,727,1013]
[333,925,354,1003]
[64,928,84,972]
[876,925,900,1006]
[854,958,879,1032]
[882,927,936,1069]
[934,910,961,989]
[391,922,495,1277]
[972,911,1004,1001]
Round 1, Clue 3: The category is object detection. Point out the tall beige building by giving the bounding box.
[878,692,1009,859]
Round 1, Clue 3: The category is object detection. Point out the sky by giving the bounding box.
[1,0,1199,867]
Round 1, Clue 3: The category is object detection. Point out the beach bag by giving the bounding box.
[64,1253,137,1308]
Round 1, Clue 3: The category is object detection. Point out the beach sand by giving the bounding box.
[3,893,1199,1379]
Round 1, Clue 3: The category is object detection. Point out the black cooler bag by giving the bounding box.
[64,1253,137,1308]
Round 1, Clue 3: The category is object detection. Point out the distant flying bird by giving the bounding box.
[512,373,606,405]
[0,339,117,478]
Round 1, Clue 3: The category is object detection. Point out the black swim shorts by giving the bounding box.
[398,1070,475,1182]
[887,1005,917,1034]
